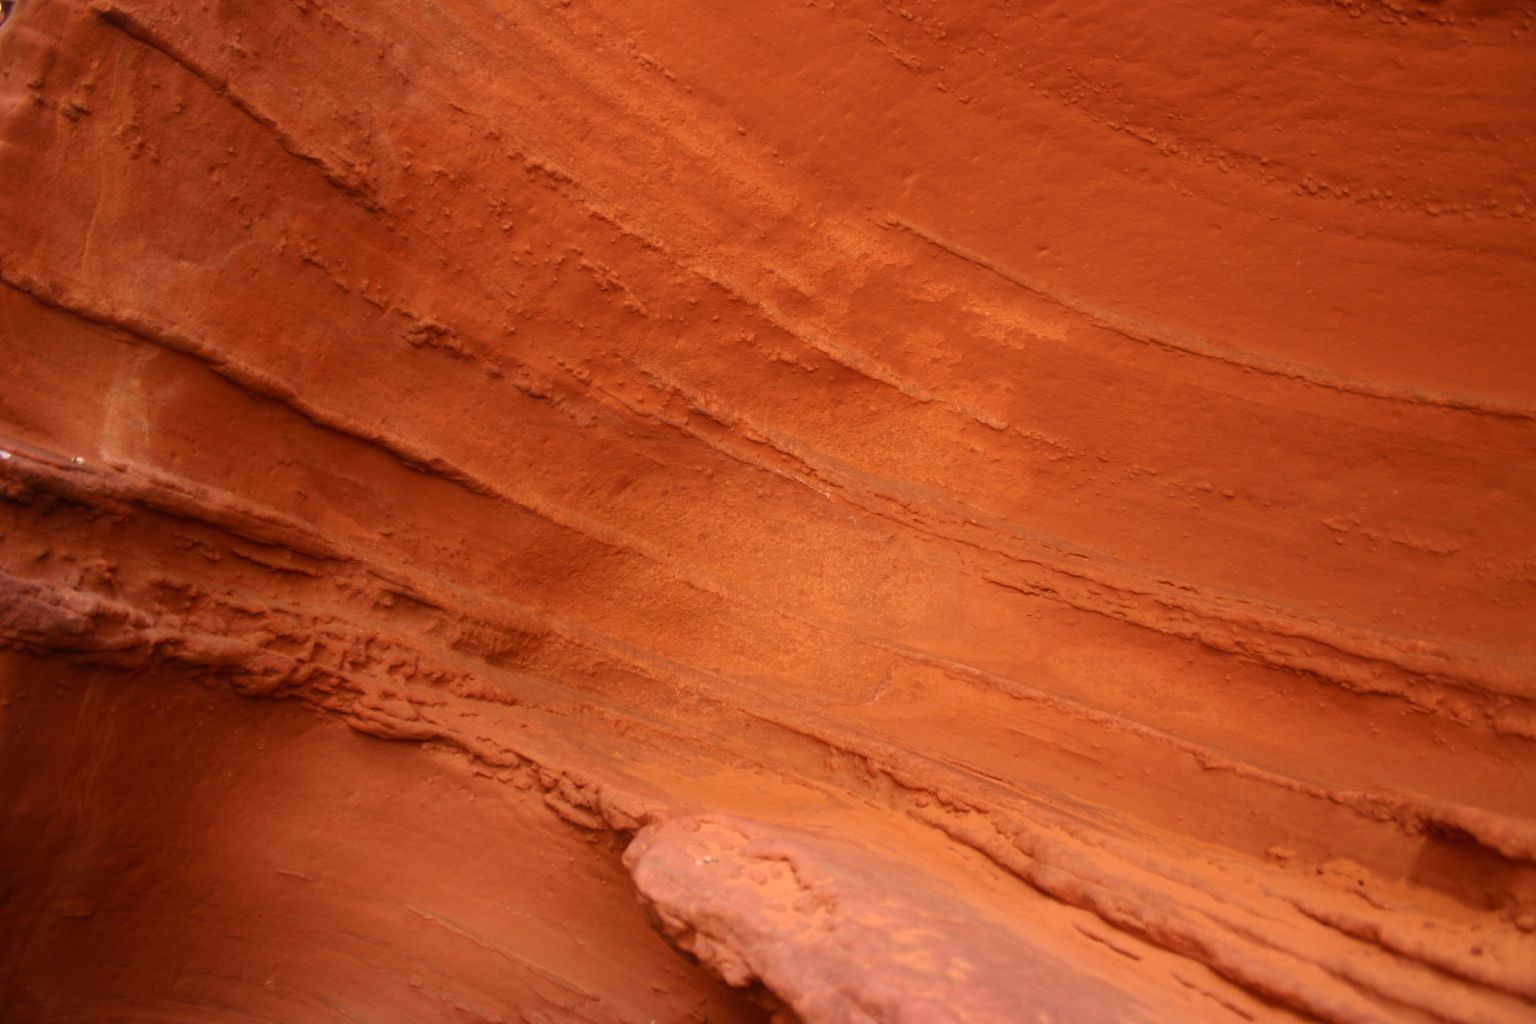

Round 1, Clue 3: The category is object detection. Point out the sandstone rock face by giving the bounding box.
[2,1,1533,1020]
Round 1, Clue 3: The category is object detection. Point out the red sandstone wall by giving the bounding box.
[1,0,1533,1020]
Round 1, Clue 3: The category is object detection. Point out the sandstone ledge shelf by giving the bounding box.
[2,1,1534,1021]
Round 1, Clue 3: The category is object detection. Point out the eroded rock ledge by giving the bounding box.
[2,0,1533,1020]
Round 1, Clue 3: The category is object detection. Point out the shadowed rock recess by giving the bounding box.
[2,1,1533,1021]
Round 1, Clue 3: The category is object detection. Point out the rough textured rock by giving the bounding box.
[625,815,1159,1023]
[1,0,1533,1020]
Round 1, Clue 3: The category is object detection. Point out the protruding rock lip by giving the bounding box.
[624,814,1155,1024]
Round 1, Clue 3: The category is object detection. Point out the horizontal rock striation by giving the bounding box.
[2,0,1533,1020]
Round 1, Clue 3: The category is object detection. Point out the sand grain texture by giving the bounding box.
[1,0,1533,1020]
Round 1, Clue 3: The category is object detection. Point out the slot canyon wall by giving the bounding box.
[1,0,1534,1020]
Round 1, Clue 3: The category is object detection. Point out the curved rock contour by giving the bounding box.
[1,0,1533,1020]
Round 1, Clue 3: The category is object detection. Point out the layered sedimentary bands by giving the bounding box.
[2,0,1534,1020]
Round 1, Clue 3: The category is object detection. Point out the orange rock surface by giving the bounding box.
[2,0,1533,1020]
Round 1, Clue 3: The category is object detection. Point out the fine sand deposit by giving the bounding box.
[1,1,1534,1020]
